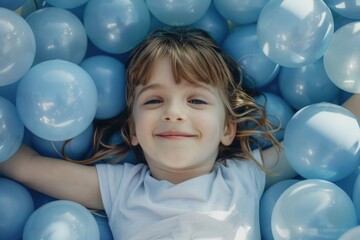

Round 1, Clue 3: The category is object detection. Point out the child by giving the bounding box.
[0,27,358,239]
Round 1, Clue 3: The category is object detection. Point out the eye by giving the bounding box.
[144,99,163,105]
[188,99,207,105]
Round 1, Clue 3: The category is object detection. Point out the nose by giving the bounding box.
[162,101,186,122]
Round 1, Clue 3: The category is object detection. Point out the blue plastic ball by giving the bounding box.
[214,0,269,25]
[325,0,360,19]
[0,97,24,163]
[260,179,299,240]
[26,7,87,65]
[81,55,126,120]
[146,0,211,26]
[339,226,360,240]
[93,213,114,240]
[284,102,360,181]
[16,60,98,141]
[334,16,356,31]
[254,92,294,147]
[272,179,358,239]
[0,81,19,104]
[29,123,94,160]
[0,178,35,240]
[0,0,25,10]
[84,0,150,54]
[191,3,229,45]
[335,166,360,197]
[222,24,280,88]
[0,7,35,86]
[257,0,334,67]
[46,0,88,9]
[28,189,56,210]
[323,22,360,93]
[23,200,99,240]
[279,58,340,110]
[353,174,360,223]
[259,77,281,96]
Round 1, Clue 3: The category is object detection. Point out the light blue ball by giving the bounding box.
[23,200,100,240]
[324,22,360,93]
[84,0,150,54]
[335,166,360,198]
[146,0,211,26]
[257,0,334,67]
[0,178,34,240]
[254,92,294,148]
[81,55,126,120]
[0,0,25,10]
[94,213,114,240]
[260,179,299,240]
[191,3,229,45]
[222,24,280,88]
[16,60,98,141]
[272,179,358,239]
[214,0,269,25]
[0,81,19,104]
[284,102,360,181]
[353,174,360,223]
[339,226,360,240]
[46,0,88,9]
[279,58,340,110]
[26,7,88,65]
[0,97,24,163]
[0,7,35,86]
[325,0,360,19]
[29,123,94,160]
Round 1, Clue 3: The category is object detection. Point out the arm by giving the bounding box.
[342,93,360,119]
[262,145,297,188]
[0,145,103,210]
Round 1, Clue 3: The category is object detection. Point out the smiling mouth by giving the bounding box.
[155,131,197,139]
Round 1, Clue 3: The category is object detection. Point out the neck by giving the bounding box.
[148,163,215,184]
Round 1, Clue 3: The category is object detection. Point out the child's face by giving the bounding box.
[130,56,236,179]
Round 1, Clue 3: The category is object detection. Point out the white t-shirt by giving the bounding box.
[96,150,265,240]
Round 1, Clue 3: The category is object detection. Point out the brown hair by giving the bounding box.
[66,27,281,168]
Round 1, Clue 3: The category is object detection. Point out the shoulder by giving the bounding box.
[95,163,150,217]
[96,163,149,192]
[96,162,148,173]
[96,162,147,174]
[221,149,262,172]
[217,149,265,195]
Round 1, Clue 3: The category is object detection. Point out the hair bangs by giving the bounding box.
[168,43,231,90]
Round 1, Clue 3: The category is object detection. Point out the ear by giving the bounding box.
[220,120,236,146]
[131,135,139,146]
[128,118,139,146]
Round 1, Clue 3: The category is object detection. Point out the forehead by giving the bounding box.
[148,56,173,80]
[137,56,217,92]
[145,56,221,88]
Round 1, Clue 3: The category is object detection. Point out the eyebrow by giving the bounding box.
[136,83,163,99]
[136,81,217,99]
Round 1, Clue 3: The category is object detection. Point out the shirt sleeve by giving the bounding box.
[95,163,149,219]
[227,149,266,197]
[95,163,125,215]
[252,149,266,195]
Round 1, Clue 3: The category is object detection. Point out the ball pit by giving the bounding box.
[0,0,359,239]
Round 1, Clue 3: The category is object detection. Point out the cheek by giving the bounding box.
[196,115,224,140]
[130,109,146,145]
[133,113,154,142]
